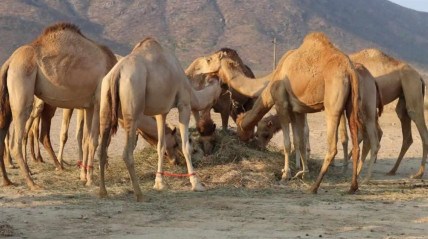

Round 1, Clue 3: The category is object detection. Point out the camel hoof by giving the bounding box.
[348,186,359,194]
[35,157,44,163]
[281,171,291,182]
[410,173,423,179]
[135,194,145,202]
[55,166,65,172]
[386,171,396,176]
[99,189,108,198]
[153,179,167,191]
[309,187,318,194]
[7,164,17,169]
[30,184,43,191]
[190,176,206,192]
[80,173,87,182]
[2,179,15,187]
[85,180,93,187]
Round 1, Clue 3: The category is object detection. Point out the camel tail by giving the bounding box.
[374,81,384,117]
[0,59,11,129]
[109,68,121,135]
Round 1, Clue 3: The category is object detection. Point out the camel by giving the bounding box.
[196,110,217,155]
[97,37,222,201]
[349,49,428,179]
[185,48,255,131]
[202,32,362,193]
[0,23,118,189]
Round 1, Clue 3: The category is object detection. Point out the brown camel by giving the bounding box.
[350,48,428,179]
[196,110,217,155]
[203,32,362,193]
[97,38,221,201]
[0,23,117,189]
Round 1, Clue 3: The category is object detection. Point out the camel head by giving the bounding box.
[255,115,279,148]
[164,127,182,165]
[236,113,255,141]
[196,115,217,155]
[191,52,224,76]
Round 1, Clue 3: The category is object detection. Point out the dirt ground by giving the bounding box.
[1,108,428,239]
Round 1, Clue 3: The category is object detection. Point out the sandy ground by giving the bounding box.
[1,108,428,239]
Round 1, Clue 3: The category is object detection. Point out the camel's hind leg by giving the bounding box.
[359,121,380,183]
[310,112,341,193]
[387,98,412,175]
[274,101,292,181]
[29,116,43,163]
[292,113,309,179]
[4,130,15,168]
[58,109,73,166]
[1,126,13,186]
[407,103,428,179]
[39,105,63,170]
[338,114,349,165]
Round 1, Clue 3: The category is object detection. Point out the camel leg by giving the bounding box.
[274,103,292,181]
[39,105,63,170]
[292,113,309,179]
[30,116,43,163]
[192,110,200,127]
[338,114,349,166]
[361,120,380,183]
[76,109,84,164]
[406,106,428,179]
[1,126,14,186]
[80,109,91,182]
[291,120,301,169]
[10,98,39,189]
[154,114,167,191]
[179,105,205,191]
[387,99,412,175]
[304,116,311,160]
[220,108,230,131]
[58,108,73,166]
[83,106,98,186]
[310,111,340,193]
[357,133,371,176]
[4,131,15,168]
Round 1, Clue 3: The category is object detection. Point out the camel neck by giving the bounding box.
[221,67,273,98]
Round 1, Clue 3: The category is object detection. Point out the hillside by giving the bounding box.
[1,0,428,72]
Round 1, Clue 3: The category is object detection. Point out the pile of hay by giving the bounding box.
[104,130,324,192]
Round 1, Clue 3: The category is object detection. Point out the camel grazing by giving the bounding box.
[186,48,255,131]
[97,37,222,201]
[203,32,362,193]
[350,49,428,179]
[196,110,217,155]
[0,23,117,189]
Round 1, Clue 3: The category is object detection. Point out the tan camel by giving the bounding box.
[97,37,222,201]
[203,32,362,193]
[186,48,255,130]
[350,48,428,179]
[0,23,117,189]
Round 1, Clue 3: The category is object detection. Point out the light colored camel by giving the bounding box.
[0,23,117,189]
[350,49,428,179]
[97,38,222,201]
[186,48,255,131]
[203,33,362,193]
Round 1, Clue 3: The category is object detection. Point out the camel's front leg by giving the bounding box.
[178,105,205,191]
[154,114,167,191]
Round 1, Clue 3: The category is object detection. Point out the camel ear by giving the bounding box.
[267,121,273,128]
[219,52,224,59]
[172,127,177,135]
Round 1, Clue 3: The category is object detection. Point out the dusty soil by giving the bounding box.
[1,108,428,239]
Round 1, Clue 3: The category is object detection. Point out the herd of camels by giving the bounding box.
[0,22,426,201]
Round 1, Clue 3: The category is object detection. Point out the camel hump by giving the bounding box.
[133,37,160,51]
[41,22,83,37]
[303,32,334,47]
[355,48,402,65]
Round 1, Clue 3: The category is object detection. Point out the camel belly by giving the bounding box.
[35,77,97,109]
